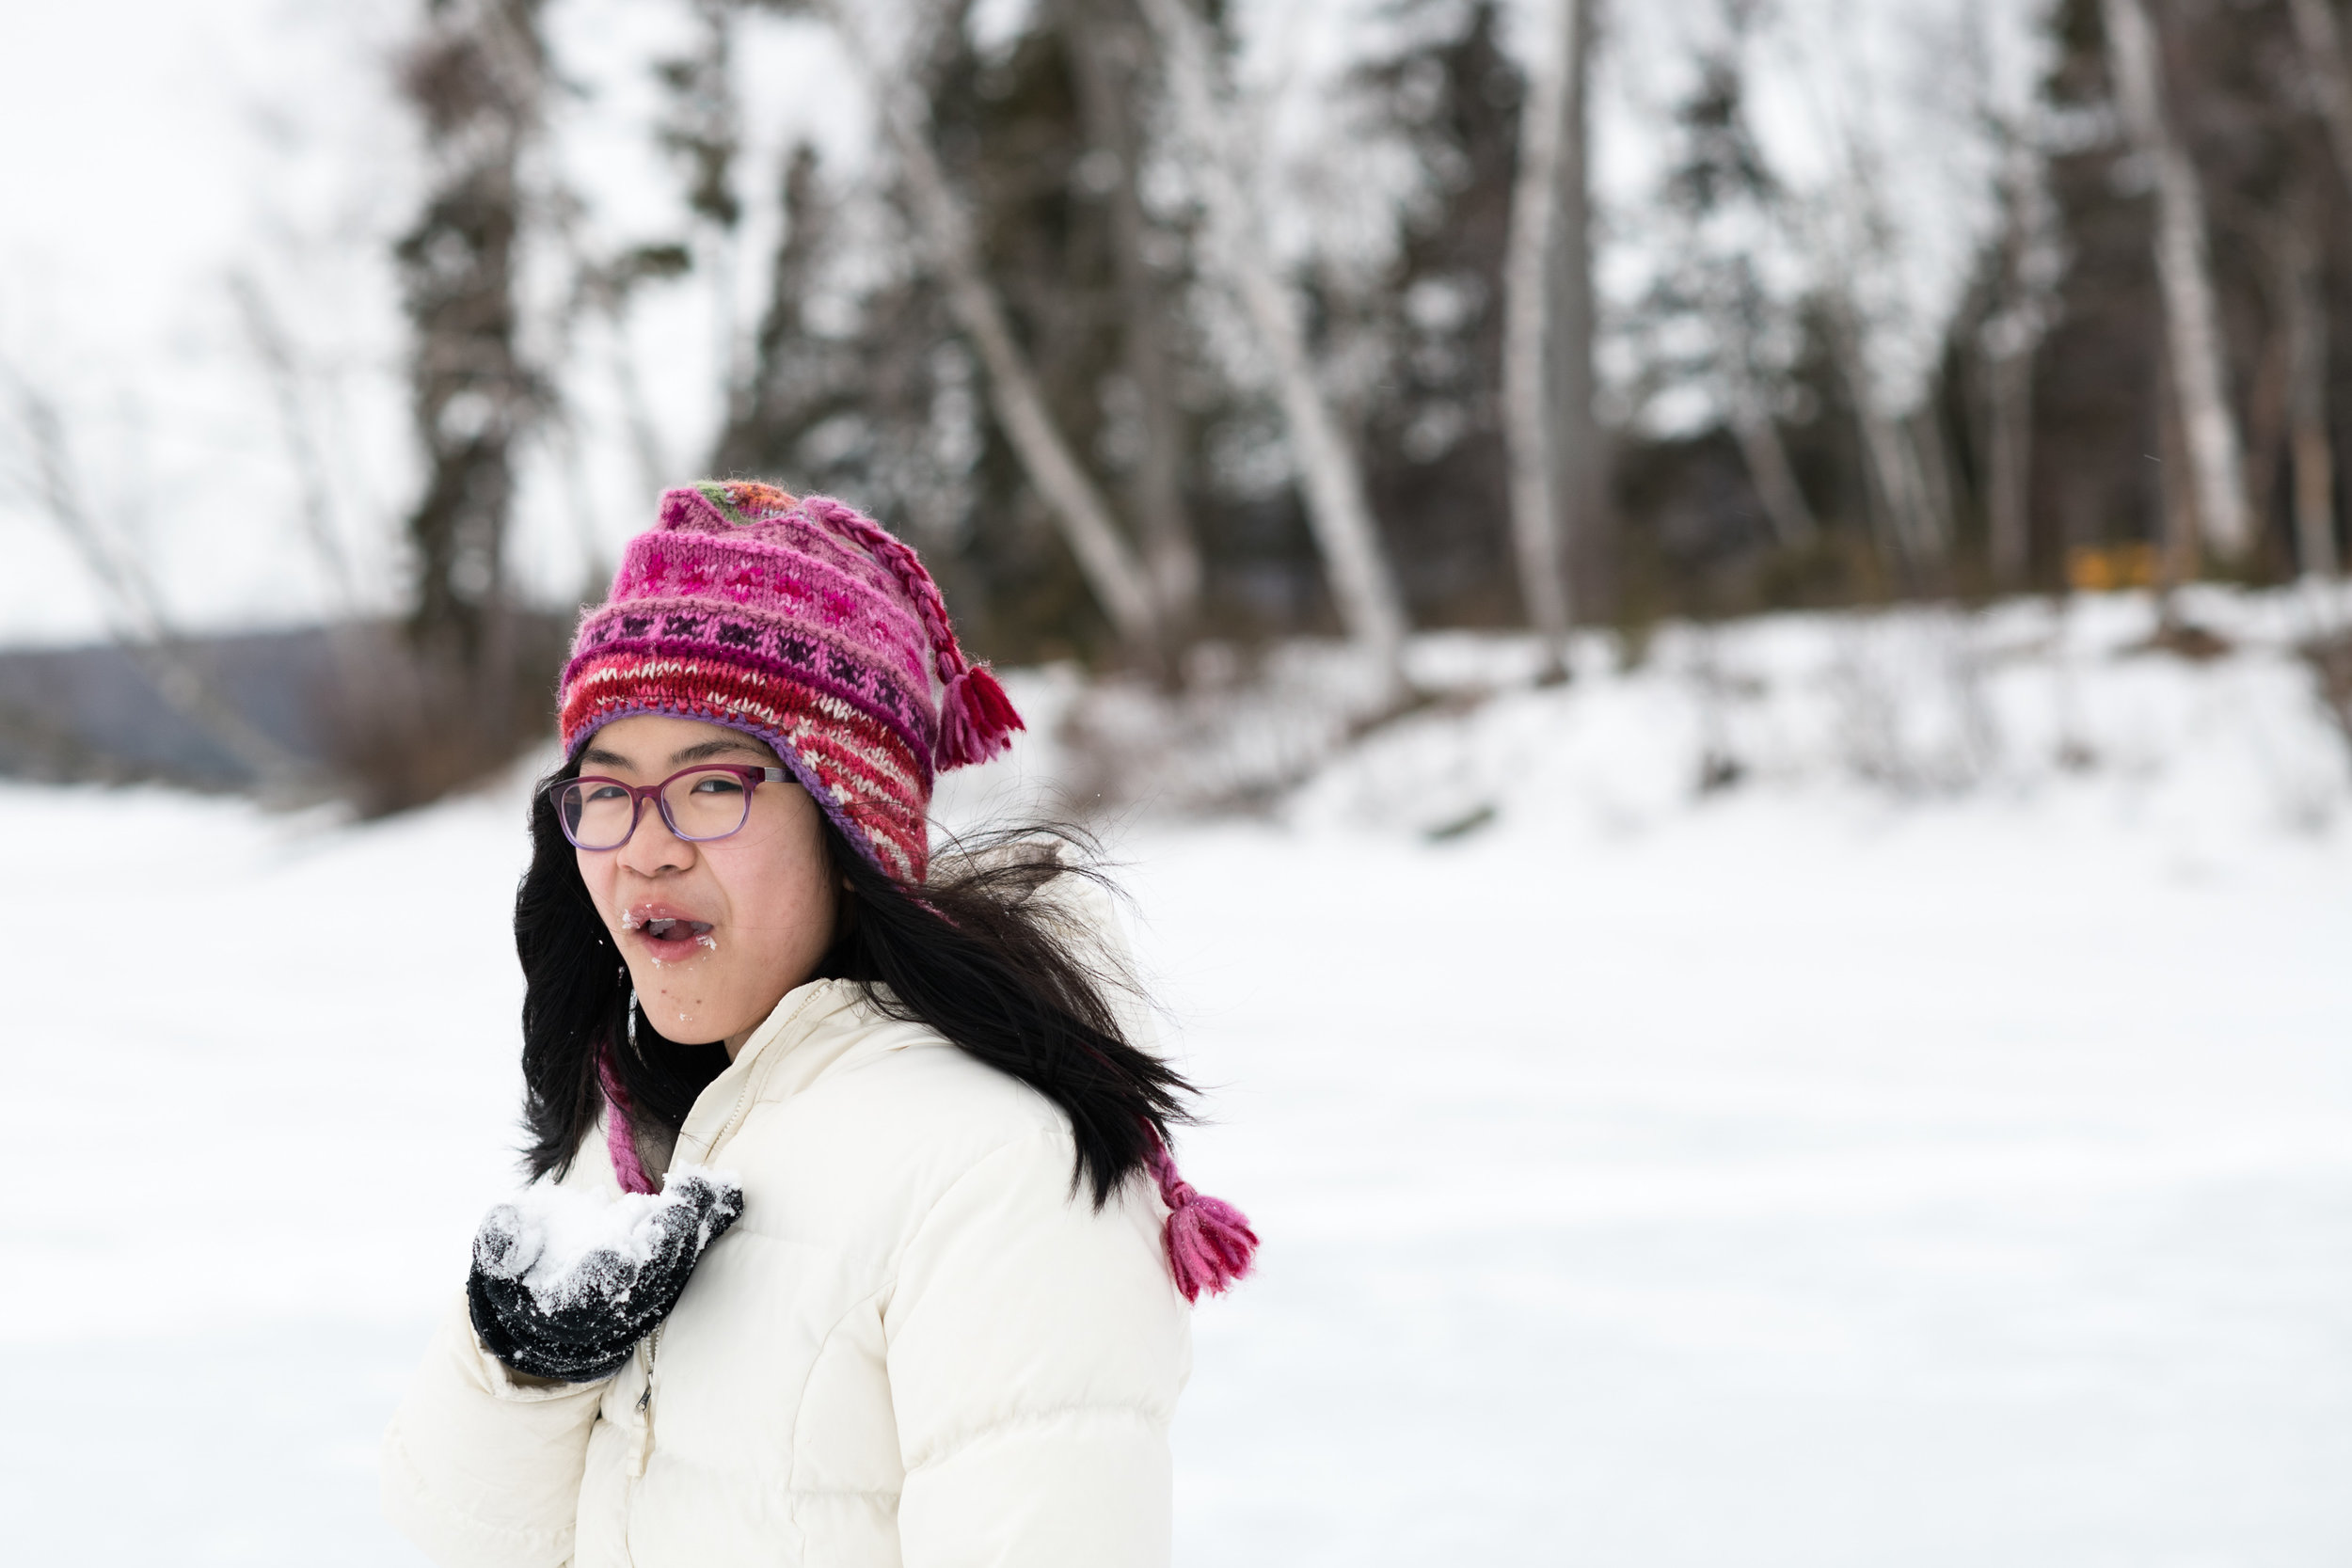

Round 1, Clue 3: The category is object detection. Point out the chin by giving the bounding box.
[632,987,719,1045]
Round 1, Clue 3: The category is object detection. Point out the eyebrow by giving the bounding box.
[579,736,771,770]
[667,737,769,766]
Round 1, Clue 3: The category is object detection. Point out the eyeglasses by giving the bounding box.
[548,764,791,851]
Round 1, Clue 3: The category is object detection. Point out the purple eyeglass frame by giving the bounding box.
[548,764,790,850]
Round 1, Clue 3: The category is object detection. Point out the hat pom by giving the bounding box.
[1149,1139,1258,1303]
[935,663,1025,769]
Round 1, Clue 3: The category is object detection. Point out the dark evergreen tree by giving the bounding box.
[1343,0,1523,628]
[394,0,549,668]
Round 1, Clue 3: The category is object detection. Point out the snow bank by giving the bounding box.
[944,584,2352,853]
[4,588,2349,1565]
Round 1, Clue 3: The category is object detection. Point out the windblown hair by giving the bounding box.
[514,760,1194,1208]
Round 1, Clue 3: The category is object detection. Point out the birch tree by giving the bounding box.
[1134,0,1411,691]
[1833,296,1947,576]
[1807,182,1949,580]
[1501,0,1592,675]
[1724,358,1820,550]
[1542,0,1604,629]
[1057,0,1203,630]
[815,0,1165,657]
[2100,0,2253,561]
[1978,133,2062,591]
[1650,45,1818,554]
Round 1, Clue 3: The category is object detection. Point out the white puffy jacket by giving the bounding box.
[382,974,1192,1567]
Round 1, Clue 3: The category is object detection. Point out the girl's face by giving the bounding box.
[574,714,837,1058]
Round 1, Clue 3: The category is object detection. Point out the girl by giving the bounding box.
[383,482,1253,1567]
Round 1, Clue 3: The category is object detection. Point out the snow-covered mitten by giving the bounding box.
[466,1166,743,1382]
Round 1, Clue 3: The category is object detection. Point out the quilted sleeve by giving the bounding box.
[380,1290,611,1568]
[886,1125,1193,1568]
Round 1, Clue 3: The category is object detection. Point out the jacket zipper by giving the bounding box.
[630,1324,664,1476]
[629,1032,756,1469]
[622,987,825,1528]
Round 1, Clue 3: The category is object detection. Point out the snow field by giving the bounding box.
[3,591,2349,1563]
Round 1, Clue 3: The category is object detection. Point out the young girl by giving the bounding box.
[383,482,1253,1567]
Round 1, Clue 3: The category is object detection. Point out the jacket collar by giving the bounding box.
[671,978,869,1168]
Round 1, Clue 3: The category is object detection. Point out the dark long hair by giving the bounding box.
[515,759,1195,1207]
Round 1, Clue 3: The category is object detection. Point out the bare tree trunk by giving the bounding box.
[1802,115,1951,588]
[1868,396,1944,573]
[2155,339,2203,590]
[2244,290,2293,531]
[1984,341,2036,588]
[2285,213,2342,578]
[1135,0,1411,690]
[1908,404,1960,563]
[5,372,313,796]
[1980,135,2058,592]
[2290,0,2352,200]
[1547,0,1607,629]
[817,0,1163,657]
[230,272,358,611]
[1822,283,1943,582]
[1061,0,1203,632]
[1500,0,1587,674]
[2101,0,2253,561]
[1724,373,1818,549]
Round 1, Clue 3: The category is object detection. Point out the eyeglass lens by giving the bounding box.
[558,768,755,849]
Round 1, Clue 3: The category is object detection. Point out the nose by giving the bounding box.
[614,793,697,877]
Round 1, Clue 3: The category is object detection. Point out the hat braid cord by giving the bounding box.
[800,495,1024,769]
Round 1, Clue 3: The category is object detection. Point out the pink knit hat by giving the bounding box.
[558,482,1022,881]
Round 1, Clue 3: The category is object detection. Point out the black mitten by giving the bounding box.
[467,1167,743,1383]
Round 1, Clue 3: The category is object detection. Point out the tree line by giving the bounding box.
[354,0,2352,797]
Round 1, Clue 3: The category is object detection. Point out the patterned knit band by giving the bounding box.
[557,482,1022,881]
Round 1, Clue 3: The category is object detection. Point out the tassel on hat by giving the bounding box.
[936,662,1023,768]
[1147,1134,1258,1303]
[799,496,1026,770]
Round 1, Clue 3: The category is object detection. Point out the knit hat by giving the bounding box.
[557,482,1023,881]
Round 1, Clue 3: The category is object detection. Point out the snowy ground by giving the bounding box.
[5,591,2350,1564]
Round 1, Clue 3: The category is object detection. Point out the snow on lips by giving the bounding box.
[642,916,711,942]
[620,905,720,953]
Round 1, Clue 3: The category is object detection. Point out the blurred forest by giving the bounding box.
[7,0,2352,809]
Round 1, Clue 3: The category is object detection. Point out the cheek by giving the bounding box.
[577,849,620,929]
[708,819,835,951]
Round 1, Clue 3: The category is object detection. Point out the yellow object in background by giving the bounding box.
[2066,543,2160,592]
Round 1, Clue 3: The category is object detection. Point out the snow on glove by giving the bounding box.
[467,1165,743,1383]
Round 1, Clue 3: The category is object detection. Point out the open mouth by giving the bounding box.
[641,917,711,942]
[622,905,718,958]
